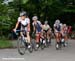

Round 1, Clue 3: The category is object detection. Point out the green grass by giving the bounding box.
[0,39,13,48]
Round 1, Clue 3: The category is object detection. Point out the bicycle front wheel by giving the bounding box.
[17,37,26,55]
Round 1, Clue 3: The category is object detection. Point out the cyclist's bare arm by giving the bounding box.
[33,26,36,32]
[41,24,43,28]
[49,27,52,33]
[15,21,19,29]
[27,23,30,32]
[13,21,19,32]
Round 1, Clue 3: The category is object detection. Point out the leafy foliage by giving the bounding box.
[0,0,75,38]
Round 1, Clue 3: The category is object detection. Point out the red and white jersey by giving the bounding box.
[62,26,68,33]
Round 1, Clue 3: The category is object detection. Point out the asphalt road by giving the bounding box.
[0,39,75,61]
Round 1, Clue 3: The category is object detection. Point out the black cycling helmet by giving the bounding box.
[20,11,27,17]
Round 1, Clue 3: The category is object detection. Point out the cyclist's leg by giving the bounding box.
[20,32,23,36]
[47,30,51,41]
[20,27,24,37]
[47,30,49,40]
[40,31,45,43]
[61,32,65,44]
[36,33,40,43]
[59,32,62,41]
[55,32,61,48]
[64,33,68,46]
[35,32,40,47]
[58,32,62,45]
[27,32,30,43]
[20,32,24,40]
[20,27,25,40]
[44,31,46,38]
[26,32,31,48]
[40,31,44,39]
[55,32,60,43]
[41,30,46,44]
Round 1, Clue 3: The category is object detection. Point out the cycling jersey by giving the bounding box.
[32,21,42,33]
[42,24,50,32]
[62,26,68,34]
[54,24,62,32]
[43,25,50,31]
[18,17,30,32]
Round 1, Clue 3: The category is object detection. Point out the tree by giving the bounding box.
[0,0,75,39]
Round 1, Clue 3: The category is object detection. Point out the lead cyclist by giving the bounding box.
[13,11,31,48]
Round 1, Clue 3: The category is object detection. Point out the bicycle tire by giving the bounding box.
[28,43,33,53]
[17,37,26,55]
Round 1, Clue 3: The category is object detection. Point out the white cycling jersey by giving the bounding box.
[18,17,30,31]
[32,21,41,26]
[43,24,50,31]
[54,23,62,32]
[32,20,42,33]
[18,17,30,26]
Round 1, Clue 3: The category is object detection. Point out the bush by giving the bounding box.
[71,31,75,39]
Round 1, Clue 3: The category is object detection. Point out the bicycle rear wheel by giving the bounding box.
[40,39,45,50]
[17,37,26,55]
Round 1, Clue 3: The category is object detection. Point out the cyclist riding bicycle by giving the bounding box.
[54,19,62,49]
[42,21,52,44]
[32,16,42,48]
[13,11,31,48]
[61,24,68,46]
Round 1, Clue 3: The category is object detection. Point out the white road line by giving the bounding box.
[2,58,25,60]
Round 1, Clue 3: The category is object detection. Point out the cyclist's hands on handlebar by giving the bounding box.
[13,28,16,32]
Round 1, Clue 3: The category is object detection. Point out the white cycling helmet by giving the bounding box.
[32,16,38,20]
[60,23,63,26]
[63,24,66,26]
[44,21,48,24]
[20,11,27,17]
[55,19,60,24]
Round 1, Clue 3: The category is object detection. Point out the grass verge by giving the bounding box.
[0,39,13,48]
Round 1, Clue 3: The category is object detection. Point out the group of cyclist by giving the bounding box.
[54,20,68,49]
[13,11,69,50]
[32,16,52,49]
